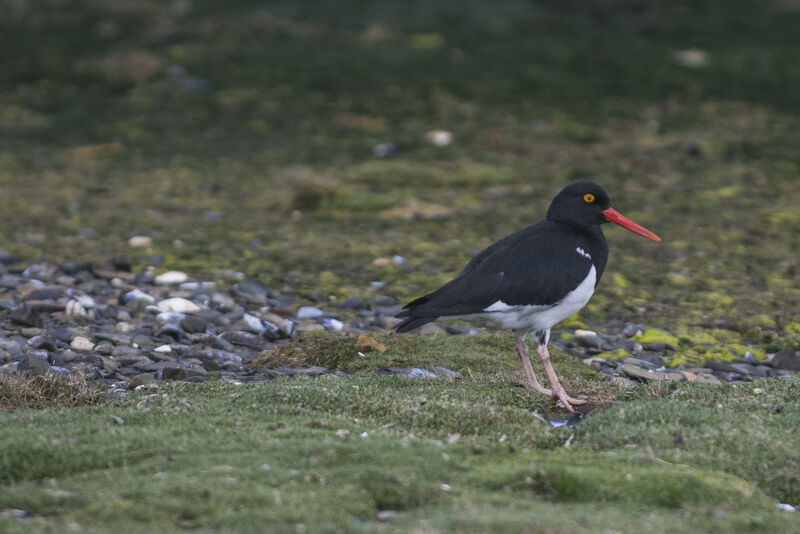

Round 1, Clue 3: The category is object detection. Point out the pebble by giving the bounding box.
[233,280,272,299]
[424,130,452,147]
[771,348,800,371]
[70,336,95,351]
[621,324,646,337]
[297,306,324,320]
[0,256,793,394]
[242,313,266,333]
[321,318,344,331]
[620,364,685,382]
[122,288,155,305]
[128,235,152,247]
[155,271,189,285]
[219,331,268,349]
[157,298,201,313]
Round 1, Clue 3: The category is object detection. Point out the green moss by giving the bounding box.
[631,330,680,348]
[595,349,630,361]
[678,332,717,345]
[559,316,587,330]
[784,323,800,336]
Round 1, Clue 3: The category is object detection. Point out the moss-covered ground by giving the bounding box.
[2,0,800,531]
[2,369,799,532]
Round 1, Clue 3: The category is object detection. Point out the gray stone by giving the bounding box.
[267,365,328,377]
[129,373,155,388]
[95,332,133,345]
[19,352,51,374]
[432,366,462,378]
[210,292,237,312]
[156,366,207,380]
[219,331,267,349]
[729,363,769,377]
[694,373,722,384]
[8,306,42,327]
[297,306,324,320]
[95,342,114,355]
[575,331,602,349]
[770,348,800,371]
[621,323,646,337]
[233,280,272,299]
[321,318,344,331]
[620,364,684,382]
[180,315,208,334]
[0,361,20,375]
[622,357,660,371]
[336,297,369,310]
[705,361,744,374]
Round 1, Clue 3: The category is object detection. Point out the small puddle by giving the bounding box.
[543,401,617,427]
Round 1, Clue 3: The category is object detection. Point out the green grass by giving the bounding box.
[2,373,799,533]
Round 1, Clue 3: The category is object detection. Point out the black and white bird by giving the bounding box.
[395,182,661,412]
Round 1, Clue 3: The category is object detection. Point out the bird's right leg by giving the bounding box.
[514,330,552,396]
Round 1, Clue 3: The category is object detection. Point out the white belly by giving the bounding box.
[459,265,597,333]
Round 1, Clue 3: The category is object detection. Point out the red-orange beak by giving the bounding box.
[602,207,661,242]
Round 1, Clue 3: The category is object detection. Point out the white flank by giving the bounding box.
[468,265,597,332]
[576,247,591,259]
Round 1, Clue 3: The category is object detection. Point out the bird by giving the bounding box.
[395,181,661,412]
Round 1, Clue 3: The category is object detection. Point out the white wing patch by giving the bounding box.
[484,300,513,312]
[576,246,591,259]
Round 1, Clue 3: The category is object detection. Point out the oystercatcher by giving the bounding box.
[395,182,661,412]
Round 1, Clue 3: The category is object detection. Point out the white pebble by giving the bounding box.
[156,311,186,324]
[243,313,266,333]
[425,130,452,147]
[157,297,201,313]
[65,299,88,318]
[128,235,152,248]
[297,306,324,319]
[674,48,708,68]
[360,432,369,439]
[124,288,155,305]
[574,329,598,337]
[154,345,172,353]
[155,271,189,285]
[440,483,452,492]
[70,336,94,351]
[322,318,344,331]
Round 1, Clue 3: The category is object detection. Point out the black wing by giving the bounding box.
[395,221,594,332]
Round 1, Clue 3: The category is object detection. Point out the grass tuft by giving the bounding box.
[0,373,107,412]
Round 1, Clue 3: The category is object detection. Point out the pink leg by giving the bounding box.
[536,342,587,413]
[514,331,552,396]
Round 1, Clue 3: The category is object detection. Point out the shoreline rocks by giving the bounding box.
[0,257,798,393]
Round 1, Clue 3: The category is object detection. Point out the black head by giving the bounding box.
[546,181,611,229]
[546,181,662,241]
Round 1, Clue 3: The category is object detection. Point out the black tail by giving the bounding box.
[394,315,437,333]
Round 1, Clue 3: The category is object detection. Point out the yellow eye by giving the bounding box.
[583,193,595,203]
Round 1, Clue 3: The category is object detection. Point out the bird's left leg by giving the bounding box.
[535,333,587,412]
[514,330,552,396]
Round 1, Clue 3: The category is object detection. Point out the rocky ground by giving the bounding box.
[2,253,799,400]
